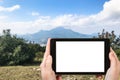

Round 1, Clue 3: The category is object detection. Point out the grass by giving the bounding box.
[0,66,40,80]
[0,66,103,80]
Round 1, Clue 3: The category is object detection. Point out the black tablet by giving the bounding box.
[50,38,110,74]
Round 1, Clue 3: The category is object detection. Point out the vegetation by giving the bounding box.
[0,29,120,80]
[0,29,45,66]
[97,29,120,49]
[96,29,120,59]
[0,66,98,80]
[0,66,40,80]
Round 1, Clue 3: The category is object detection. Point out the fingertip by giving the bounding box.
[96,75,103,79]
[56,75,62,80]
[110,47,112,51]
[44,38,51,58]
[109,48,118,61]
[47,38,51,46]
[45,38,50,50]
[110,48,115,54]
[48,38,51,41]
[109,51,114,60]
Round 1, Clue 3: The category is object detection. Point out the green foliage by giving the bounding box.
[34,52,44,62]
[115,49,120,60]
[97,29,120,59]
[0,29,45,66]
[97,29,120,48]
[13,45,30,65]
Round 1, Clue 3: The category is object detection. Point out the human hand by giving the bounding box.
[40,39,62,80]
[105,48,120,80]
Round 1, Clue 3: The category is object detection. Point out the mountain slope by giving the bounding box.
[21,27,92,44]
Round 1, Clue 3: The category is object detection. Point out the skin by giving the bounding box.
[40,39,120,80]
[104,48,120,80]
[40,39,62,80]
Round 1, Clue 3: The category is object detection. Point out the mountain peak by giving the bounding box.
[51,27,66,31]
[21,27,92,44]
[53,27,65,29]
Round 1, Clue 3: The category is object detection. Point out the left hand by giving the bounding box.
[40,38,62,80]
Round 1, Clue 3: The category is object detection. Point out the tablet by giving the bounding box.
[50,38,110,74]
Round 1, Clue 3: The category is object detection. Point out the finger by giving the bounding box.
[109,51,117,68]
[45,55,52,70]
[42,38,51,65]
[56,75,62,80]
[110,48,118,61]
[96,75,103,79]
[44,38,51,58]
[40,59,46,70]
[42,52,48,66]
[105,68,111,80]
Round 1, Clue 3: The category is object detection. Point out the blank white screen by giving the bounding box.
[56,41,104,72]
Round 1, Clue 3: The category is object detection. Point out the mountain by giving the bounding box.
[20,27,92,45]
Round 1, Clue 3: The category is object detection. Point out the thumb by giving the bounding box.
[45,55,53,70]
[104,52,117,80]
[109,51,117,69]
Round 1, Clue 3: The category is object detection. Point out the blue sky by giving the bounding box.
[1,0,108,20]
[0,0,120,35]
[1,0,108,14]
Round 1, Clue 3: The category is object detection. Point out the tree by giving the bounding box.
[97,29,120,48]
[97,29,120,59]
[0,29,45,65]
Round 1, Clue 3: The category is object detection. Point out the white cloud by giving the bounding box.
[31,12,40,16]
[95,0,120,21]
[0,0,120,35]
[0,15,7,19]
[0,5,20,12]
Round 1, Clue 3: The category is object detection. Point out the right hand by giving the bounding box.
[105,48,120,80]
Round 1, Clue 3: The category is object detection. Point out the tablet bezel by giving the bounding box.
[50,38,110,74]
